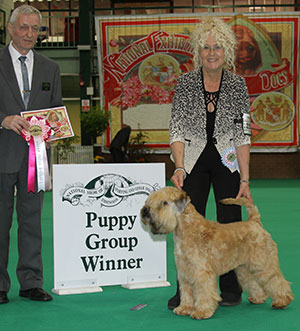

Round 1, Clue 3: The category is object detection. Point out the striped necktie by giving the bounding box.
[19,56,30,109]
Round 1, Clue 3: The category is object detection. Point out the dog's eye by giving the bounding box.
[162,201,168,206]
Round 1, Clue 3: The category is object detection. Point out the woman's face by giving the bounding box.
[200,34,225,73]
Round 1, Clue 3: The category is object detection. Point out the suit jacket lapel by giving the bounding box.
[27,50,40,110]
[0,46,25,109]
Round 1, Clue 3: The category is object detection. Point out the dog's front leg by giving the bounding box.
[190,271,220,320]
[173,276,194,316]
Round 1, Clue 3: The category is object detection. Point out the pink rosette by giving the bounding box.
[21,116,51,193]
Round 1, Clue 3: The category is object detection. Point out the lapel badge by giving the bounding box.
[42,82,51,91]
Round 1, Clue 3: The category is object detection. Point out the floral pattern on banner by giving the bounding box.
[120,74,176,110]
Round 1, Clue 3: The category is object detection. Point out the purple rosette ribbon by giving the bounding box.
[21,116,51,193]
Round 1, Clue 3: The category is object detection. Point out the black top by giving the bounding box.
[202,69,224,143]
[206,103,217,142]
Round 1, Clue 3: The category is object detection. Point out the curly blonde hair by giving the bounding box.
[191,16,237,71]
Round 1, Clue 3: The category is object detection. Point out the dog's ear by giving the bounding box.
[174,193,190,214]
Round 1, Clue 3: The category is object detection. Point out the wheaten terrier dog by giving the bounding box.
[140,186,294,320]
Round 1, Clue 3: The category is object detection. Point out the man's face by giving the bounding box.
[8,13,40,55]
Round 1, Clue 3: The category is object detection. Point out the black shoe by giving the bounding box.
[0,291,9,304]
[19,288,53,302]
[168,280,180,310]
[219,293,242,306]
[168,293,180,310]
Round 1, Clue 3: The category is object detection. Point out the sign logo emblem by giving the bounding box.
[61,173,159,207]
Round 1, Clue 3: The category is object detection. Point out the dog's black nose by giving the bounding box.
[141,206,150,218]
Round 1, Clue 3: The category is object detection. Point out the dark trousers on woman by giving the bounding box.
[183,142,242,297]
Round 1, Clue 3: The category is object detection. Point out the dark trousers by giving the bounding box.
[183,142,242,296]
[0,159,44,292]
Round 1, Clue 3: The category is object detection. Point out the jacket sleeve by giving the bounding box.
[50,63,63,108]
[233,76,251,147]
[169,75,188,145]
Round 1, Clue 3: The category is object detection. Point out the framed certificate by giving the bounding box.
[21,106,74,142]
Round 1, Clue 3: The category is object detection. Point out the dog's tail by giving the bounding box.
[220,197,261,225]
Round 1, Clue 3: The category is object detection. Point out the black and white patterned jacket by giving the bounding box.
[169,68,251,174]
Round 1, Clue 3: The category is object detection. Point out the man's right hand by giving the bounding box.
[1,115,30,135]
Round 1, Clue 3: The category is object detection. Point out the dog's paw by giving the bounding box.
[271,293,294,309]
[173,305,193,316]
[190,309,214,320]
[248,296,267,305]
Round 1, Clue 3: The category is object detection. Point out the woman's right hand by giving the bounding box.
[170,141,185,190]
[170,170,185,190]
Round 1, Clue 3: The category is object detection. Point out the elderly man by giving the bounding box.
[0,5,63,303]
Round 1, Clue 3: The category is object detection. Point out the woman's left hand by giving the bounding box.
[236,182,253,204]
[236,144,253,204]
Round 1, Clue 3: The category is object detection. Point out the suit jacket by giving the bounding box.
[169,68,251,174]
[0,46,63,173]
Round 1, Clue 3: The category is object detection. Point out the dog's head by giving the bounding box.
[140,186,190,234]
[233,25,262,75]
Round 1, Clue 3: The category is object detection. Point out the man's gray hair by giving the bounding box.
[9,5,42,26]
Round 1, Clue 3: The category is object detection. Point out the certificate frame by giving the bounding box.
[21,106,74,142]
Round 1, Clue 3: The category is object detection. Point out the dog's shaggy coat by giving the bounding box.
[140,187,293,319]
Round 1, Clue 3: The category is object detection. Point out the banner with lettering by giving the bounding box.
[52,163,168,294]
[95,13,299,152]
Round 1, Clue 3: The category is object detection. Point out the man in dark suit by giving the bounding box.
[0,5,63,303]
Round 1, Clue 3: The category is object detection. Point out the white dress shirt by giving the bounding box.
[8,41,34,101]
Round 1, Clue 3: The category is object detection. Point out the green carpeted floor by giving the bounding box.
[1,179,299,331]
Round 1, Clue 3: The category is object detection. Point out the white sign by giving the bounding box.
[52,163,169,295]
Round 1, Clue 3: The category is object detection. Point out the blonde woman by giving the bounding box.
[168,16,252,309]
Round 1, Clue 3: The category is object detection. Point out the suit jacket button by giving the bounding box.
[212,137,217,144]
